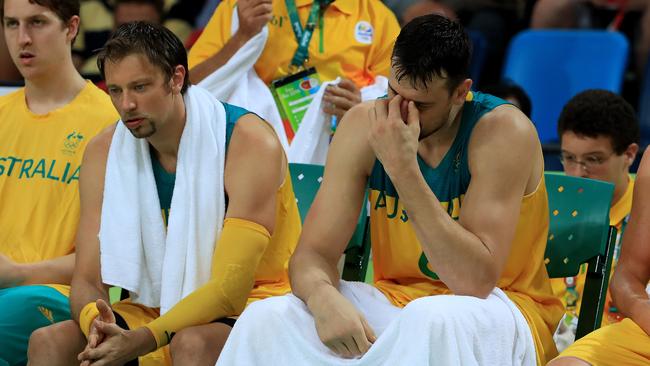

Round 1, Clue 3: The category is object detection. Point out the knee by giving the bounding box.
[169,327,215,358]
[27,320,82,361]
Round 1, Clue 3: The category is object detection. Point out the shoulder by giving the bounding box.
[76,83,120,124]
[83,123,117,164]
[470,103,538,152]
[228,114,284,163]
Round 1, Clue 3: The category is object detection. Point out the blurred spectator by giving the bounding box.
[532,0,650,75]
[552,89,640,351]
[385,0,528,87]
[189,0,400,120]
[482,82,532,117]
[74,0,164,77]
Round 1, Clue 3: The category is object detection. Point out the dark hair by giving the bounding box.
[392,14,471,93]
[558,89,639,154]
[97,21,189,94]
[114,0,164,19]
[482,82,532,118]
[1,0,79,25]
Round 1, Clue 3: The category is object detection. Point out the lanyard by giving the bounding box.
[285,0,322,67]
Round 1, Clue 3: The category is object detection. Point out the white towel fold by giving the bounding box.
[99,85,226,314]
[197,8,289,152]
[216,282,536,365]
[288,76,389,165]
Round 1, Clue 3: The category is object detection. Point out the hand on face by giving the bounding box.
[322,79,362,121]
[308,286,377,358]
[368,94,421,178]
[236,0,273,40]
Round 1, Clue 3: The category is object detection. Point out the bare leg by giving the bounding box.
[547,356,592,366]
[531,0,580,28]
[27,320,86,366]
[169,322,232,366]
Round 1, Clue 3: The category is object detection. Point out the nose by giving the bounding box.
[564,164,588,178]
[120,91,137,113]
[17,23,32,47]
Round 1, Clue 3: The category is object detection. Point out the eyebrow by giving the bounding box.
[561,149,608,156]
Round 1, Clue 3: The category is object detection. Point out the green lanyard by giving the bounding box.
[285,0,322,68]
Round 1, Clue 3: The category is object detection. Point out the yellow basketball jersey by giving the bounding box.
[0,82,118,268]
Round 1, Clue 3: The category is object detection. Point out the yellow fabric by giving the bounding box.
[112,301,171,366]
[557,318,650,365]
[145,218,271,347]
[79,302,100,338]
[0,83,117,265]
[369,175,564,365]
[551,177,635,329]
[188,0,400,87]
[132,168,300,349]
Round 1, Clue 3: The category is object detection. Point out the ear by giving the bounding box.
[66,15,80,43]
[623,143,639,167]
[170,65,186,94]
[451,78,472,106]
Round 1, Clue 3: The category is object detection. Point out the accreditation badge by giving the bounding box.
[270,67,321,143]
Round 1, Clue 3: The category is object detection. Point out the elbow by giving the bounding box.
[452,269,498,299]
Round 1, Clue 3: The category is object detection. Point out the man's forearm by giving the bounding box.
[16,253,75,286]
[189,32,251,84]
[70,277,109,323]
[391,165,498,297]
[611,268,650,334]
[289,249,341,308]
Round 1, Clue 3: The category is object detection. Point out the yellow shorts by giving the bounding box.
[112,301,171,366]
[555,318,650,365]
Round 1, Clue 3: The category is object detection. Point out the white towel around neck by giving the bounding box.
[99,85,226,314]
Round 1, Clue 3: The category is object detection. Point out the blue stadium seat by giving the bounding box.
[502,30,629,143]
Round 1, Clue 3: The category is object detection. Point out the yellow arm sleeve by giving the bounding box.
[79,302,100,339]
[144,218,271,348]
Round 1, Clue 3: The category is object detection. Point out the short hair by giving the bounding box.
[558,89,639,154]
[392,14,471,93]
[482,82,532,118]
[1,0,79,25]
[114,0,164,19]
[97,21,190,94]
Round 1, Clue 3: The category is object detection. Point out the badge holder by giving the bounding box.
[271,67,321,143]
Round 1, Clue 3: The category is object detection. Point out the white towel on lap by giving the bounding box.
[216,281,536,365]
[100,85,226,314]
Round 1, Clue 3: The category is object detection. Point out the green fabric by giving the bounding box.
[0,285,70,366]
[150,101,252,222]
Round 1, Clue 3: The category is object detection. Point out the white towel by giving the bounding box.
[288,76,389,165]
[197,7,289,152]
[216,282,536,365]
[99,85,226,314]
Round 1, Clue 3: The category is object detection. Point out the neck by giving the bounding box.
[611,174,630,206]
[148,92,187,162]
[24,60,86,114]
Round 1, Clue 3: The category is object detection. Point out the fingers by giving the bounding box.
[322,94,357,114]
[336,79,360,94]
[352,332,372,355]
[360,316,377,344]
[406,100,420,127]
[96,299,116,323]
[386,94,403,121]
[94,320,123,336]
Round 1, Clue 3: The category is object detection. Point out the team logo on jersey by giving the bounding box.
[62,131,84,156]
[354,21,373,44]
